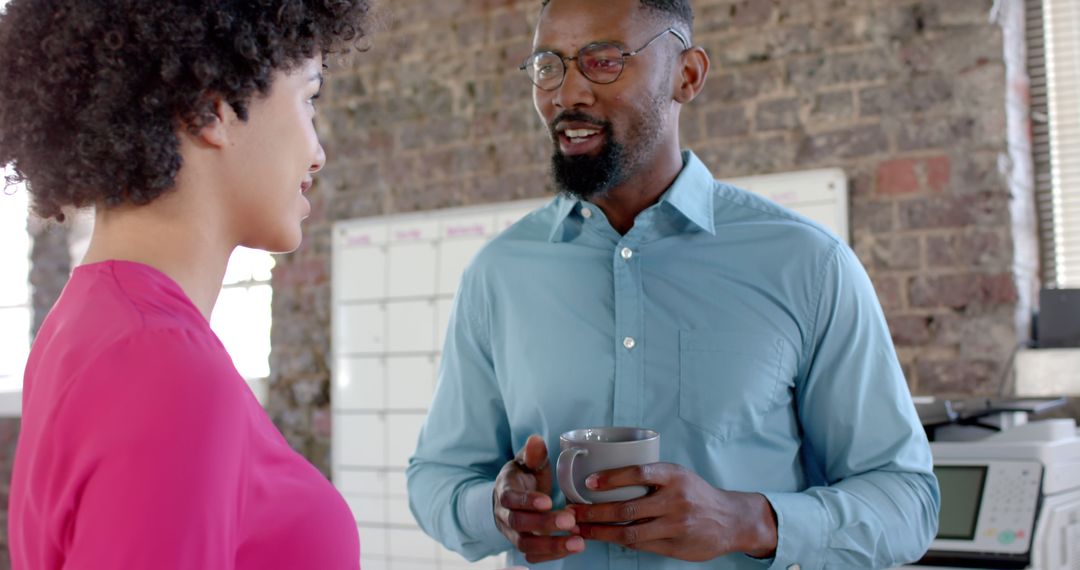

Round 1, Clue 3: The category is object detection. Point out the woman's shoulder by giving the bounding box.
[46,325,251,456]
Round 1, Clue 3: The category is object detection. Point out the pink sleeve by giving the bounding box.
[57,329,248,569]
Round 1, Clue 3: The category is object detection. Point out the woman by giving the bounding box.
[0,1,370,568]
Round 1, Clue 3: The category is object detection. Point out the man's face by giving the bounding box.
[531,0,679,200]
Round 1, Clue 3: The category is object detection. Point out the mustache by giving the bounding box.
[549,111,610,138]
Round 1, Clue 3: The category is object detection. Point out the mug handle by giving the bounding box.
[557,447,592,505]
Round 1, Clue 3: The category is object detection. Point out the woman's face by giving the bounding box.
[224,55,326,253]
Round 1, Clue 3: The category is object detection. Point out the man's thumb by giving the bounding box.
[523,434,549,470]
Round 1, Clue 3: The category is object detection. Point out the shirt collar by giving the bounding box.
[546,150,716,242]
[547,194,580,242]
[658,151,716,236]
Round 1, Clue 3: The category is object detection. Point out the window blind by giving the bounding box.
[1031,0,1080,288]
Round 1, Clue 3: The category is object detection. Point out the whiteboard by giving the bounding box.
[329,168,847,569]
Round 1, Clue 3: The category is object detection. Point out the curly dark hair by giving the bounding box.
[0,0,371,221]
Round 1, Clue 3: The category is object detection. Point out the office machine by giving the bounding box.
[905,398,1080,570]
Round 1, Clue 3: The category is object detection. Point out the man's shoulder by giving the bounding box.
[471,196,561,260]
[709,179,844,252]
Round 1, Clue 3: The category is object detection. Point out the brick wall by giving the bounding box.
[0,418,16,569]
[0,2,1060,564]
[271,0,1030,473]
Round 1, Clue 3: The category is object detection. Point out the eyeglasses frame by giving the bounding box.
[519,27,691,91]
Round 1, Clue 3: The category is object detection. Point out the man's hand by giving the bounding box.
[493,435,585,564]
[569,463,778,562]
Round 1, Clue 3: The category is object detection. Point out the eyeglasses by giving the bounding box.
[520,27,690,91]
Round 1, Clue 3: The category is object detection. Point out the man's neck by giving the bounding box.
[591,145,684,235]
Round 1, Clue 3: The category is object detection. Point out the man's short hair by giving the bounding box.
[540,0,695,39]
[640,0,694,36]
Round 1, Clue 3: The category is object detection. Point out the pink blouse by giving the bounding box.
[9,260,359,569]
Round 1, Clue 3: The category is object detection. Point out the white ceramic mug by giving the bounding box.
[556,427,660,505]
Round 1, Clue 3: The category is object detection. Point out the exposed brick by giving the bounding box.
[493,9,530,42]
[813,13,875,47]
[472,104,537,140]
[785,55,827,90]
[926,230,1010,269]
[470,167,552,204]
[29,224,71,336]
[908,272,1018,310]
[452,18,491,49]
[774,0,815,25]
[271,258,329,288]
[698,4,737,33]
[755,97,800,131]
[951,152,1005,195]
[877,158,920,195]
[809,90,855,123]
[312,408,333,439]
[706,30,771,67]
[898,196,964,229]
[859,75,954,116]
[855,234,921,271]
[925,155,951,192]
[917,358,999,395]
[890,314,936,346]
[680,108,705,145]
[327,73,367,101]
[796,125,889,164]
[327,186,385,222]
[870,275,905,312]
[894,116,977,151]
[787,49,897,90]
[730,0,775,27]
[701,135,796,177]
[933,308,1018,359]
[850,198,895,233]
[876,155,951,195]
[700,63,783,106]
[899,195,1009,230]
[706,105,751,137]
[900,27,1003,76]
[917,0,995,28]
[847,164,875,199]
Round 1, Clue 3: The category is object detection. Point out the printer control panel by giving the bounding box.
[930,460,1042,554]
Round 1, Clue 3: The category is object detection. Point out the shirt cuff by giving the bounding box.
[458,479,511,554]
[759,491,829,570]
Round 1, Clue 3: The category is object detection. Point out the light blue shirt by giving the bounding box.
[407,151,940,569]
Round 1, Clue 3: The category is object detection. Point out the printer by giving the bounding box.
[904,397,1080,570]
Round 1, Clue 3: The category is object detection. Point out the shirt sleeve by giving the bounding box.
[760,243,941,569]
[406,263,514,561]
[58,328,248,570]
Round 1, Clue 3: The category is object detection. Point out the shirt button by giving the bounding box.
[620,247,633,260]
[623,337,636,350]
[787,565,801,570]
[581,207,592,219]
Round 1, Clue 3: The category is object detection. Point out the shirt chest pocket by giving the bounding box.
[678,330,788,442]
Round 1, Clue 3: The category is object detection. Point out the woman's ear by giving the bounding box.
[673,46,710,105]
[185,98,234,148]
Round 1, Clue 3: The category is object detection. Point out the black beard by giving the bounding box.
[550,134,629,201]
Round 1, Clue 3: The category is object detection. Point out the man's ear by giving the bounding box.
[186,98,234,148]
[673,46,710,104]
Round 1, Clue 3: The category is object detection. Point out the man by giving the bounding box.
[407,0,940,568]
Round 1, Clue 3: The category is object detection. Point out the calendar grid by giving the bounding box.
[331,199,547,570]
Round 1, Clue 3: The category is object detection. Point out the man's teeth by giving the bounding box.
[565,128,599,140]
